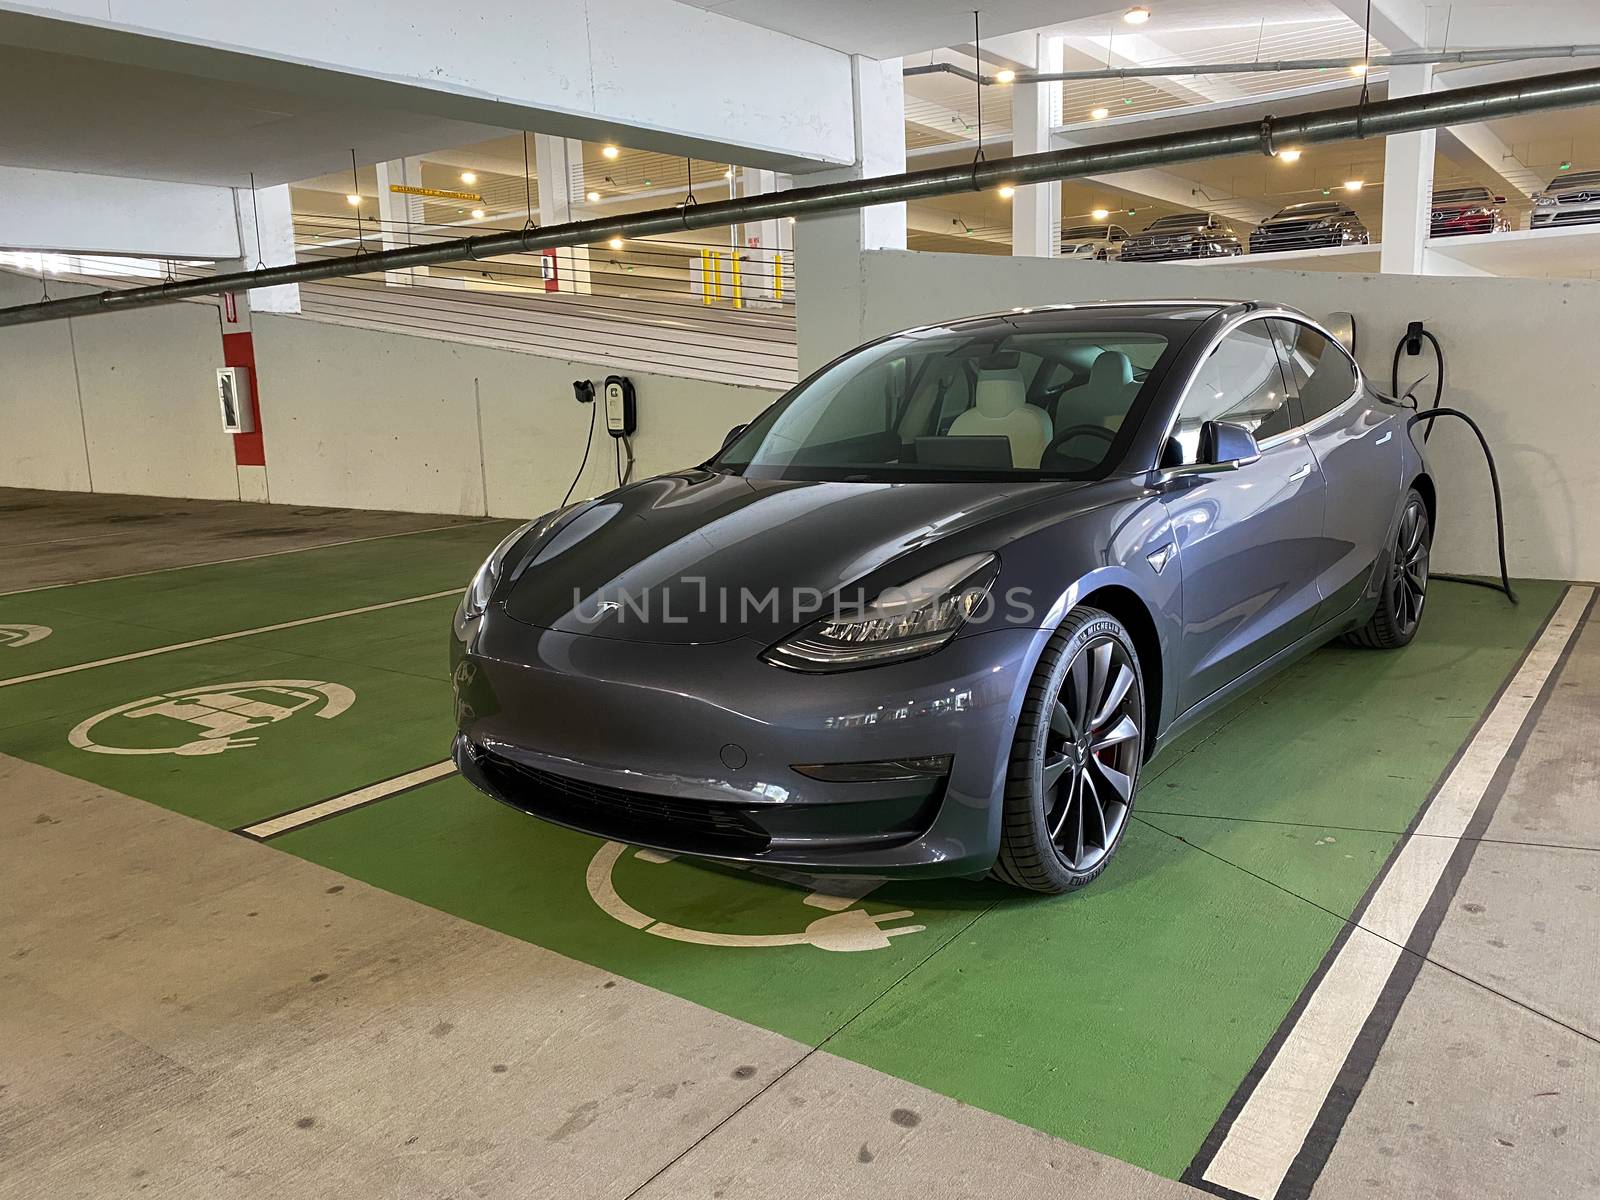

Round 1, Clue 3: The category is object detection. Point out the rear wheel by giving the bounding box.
[991,607,1145,894]
[1344,488,1431,649]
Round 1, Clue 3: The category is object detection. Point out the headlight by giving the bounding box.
[455,507,576,629]
[763,553,999,672]
[1534,193,1555,207]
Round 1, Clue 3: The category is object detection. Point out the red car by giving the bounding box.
[1430,186,1509,237]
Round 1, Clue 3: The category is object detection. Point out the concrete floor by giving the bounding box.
[1,488,1595,1199]
[0,486,486,593]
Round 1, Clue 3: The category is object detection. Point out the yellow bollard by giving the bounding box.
[773,251,783,303]
[731,252,743,309]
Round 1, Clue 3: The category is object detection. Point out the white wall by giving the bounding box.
[0,267,779,518]
[252,316,778,517]
[0,272,239,500]
[818,250,1600,582]
[0,273,88,491]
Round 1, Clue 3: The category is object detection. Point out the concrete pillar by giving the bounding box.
[375,157,427,285]
[230,182,299,314]
[1380,65,1436,275]
[795,55,906,371]
[534,134,592,294]
[738,167,792,304]
[1012,36,1063,258]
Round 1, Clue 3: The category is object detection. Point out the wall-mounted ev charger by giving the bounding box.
[603,375,637,438]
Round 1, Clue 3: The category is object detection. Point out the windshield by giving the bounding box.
[714,320,1182,483]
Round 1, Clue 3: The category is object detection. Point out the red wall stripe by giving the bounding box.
[221,330,265,467]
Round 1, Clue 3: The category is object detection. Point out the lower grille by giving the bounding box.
[476,749,772,853]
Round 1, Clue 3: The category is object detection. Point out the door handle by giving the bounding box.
[1286,463,1313,483]
[1374,430,1393,446]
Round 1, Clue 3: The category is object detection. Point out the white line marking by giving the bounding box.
[0,519,503,598]
[0,589,461,689]
[242,760,457,838]
[1203,584,1593,1199]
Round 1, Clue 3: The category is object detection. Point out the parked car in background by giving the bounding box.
[1248,202,1370,254]
[1118,212,1244,262]
[1430,186,1509,237]
[1531,170,1600,228]
[1060,223,1130,260]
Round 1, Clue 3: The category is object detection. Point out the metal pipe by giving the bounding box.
[1025,45,1600,83]
[7,64,1600,329]
[907,45,1600,85]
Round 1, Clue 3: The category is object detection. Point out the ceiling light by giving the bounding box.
[1349,62,1369,76]
[586,190,602,202]
[470,208,485,219]
[723,169,734,179]
[602,144,620,159]
[460,171,478,185]
[1091,207,1110,220]
[1344,179,1364,191]
[608,236,624,249]
[1090,106,1110,120]
[998,184,1016,199]
[1124,6,1151,24]
[345,193,361,206]
[995,68,1016,84]
[1279,148,1302,163]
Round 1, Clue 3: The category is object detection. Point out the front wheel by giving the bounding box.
[1344,488,1431,649]
[991,607,1146,894]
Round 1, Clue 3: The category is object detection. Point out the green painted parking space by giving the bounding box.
[0,544,1563,1182]
[0,521,519,681]
[0,602,463,829]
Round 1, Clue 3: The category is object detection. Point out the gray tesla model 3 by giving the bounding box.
[451,300,1432,893]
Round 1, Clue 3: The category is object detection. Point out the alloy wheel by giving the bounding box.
[1394,498,1430,634]
[1040,637,1142,872]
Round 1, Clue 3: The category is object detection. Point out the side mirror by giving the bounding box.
[721,423,748,451]
[1201,420,1262,469]
[1152,421,1260,487]
[1494,196,1507,205]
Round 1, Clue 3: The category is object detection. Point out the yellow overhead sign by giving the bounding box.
[388,184,483,202]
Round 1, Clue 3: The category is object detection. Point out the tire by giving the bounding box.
[1344,488,1431,650]
[991,607,1146,894]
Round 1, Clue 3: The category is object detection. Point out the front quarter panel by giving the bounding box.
[960,478,1185,742]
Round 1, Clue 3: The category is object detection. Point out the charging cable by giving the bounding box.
[1392,321,1444,442]
[562,380,599,507]
[1390,324,1515,604]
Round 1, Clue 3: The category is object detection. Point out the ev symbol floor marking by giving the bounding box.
[68,680,355,757]
[585,841,927,953]
[0,624,51,647]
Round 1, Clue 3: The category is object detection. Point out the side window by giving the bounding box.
[1271,319,1357,422]
[1169,320,1292,464]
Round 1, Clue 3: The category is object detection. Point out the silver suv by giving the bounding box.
[1531,170,1600,228]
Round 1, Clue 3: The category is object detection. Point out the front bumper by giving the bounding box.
[451,615,1048,876]
[1119,240,1239,262]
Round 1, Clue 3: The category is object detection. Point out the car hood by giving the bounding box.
[500,469,1084,645]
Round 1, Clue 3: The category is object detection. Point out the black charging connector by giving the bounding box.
[1392,321,1445,442]
[561,379,599,506]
